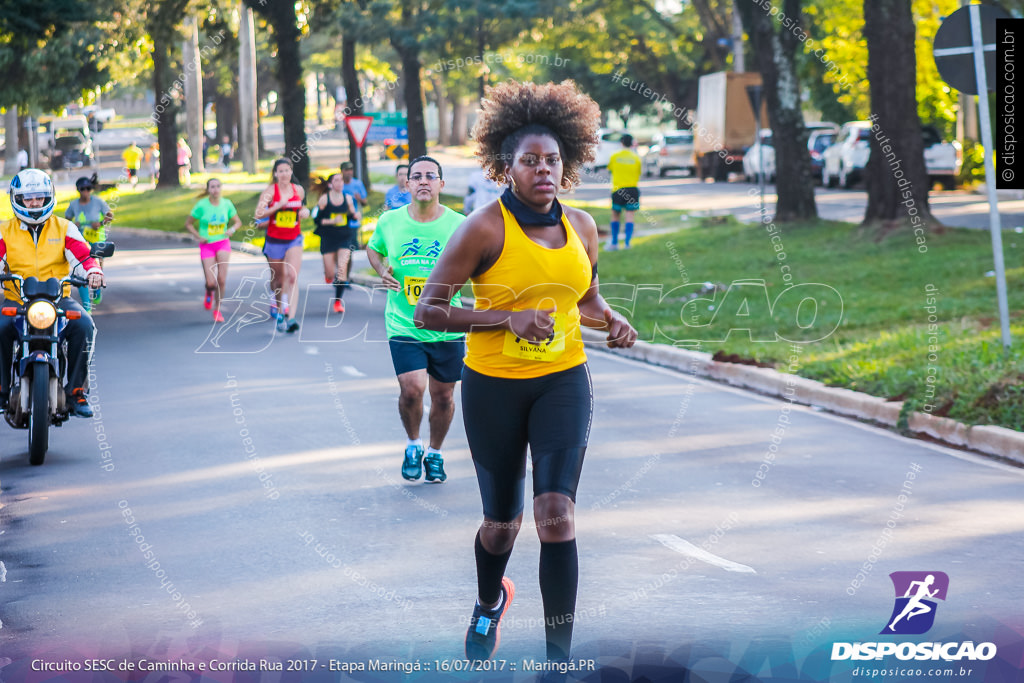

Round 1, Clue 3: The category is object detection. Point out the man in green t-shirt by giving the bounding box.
[368,156,465,484]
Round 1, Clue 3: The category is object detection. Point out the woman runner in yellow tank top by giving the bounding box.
[414,80,637,664]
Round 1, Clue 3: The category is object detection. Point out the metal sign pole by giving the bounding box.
[969,4,1012,350]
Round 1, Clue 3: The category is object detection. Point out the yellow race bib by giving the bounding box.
[276,210,297,228]
[207,222,226,236]
[502,311,566,362]
[83,226,102,243]
[404,276,427,306]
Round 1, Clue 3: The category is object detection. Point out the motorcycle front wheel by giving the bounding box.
[28,363,49,465]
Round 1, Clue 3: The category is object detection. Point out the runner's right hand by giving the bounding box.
[381,266,400,291]
[508,308,555,343]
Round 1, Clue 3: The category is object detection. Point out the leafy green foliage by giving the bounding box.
[801,0,958,131]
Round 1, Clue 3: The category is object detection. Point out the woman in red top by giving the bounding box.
[255,159,309,333]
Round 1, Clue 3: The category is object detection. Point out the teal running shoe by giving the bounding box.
[276,313,288,333]
[424,452,447,483]
[401,444,424,481]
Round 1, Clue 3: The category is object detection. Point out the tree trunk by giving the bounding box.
[862,0,934,228]
[237,1,258,173]
[340,32,369,189]
[183,16,205,175]
[434,76,449,147]
[215,93,235,144]
[451,95,467,146]
[248,1,308,184]
[4,106,18,174]
[392,2,426,161]
[152,39,181,189]
[273,17,307,185]
[742,0,817,221]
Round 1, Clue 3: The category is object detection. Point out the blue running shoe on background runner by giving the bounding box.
[401,444,424,480]
[424,452,446,482]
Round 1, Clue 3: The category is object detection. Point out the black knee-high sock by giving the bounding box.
[539,539,578,660]
[334,281,345,299]
[475,532,513,606]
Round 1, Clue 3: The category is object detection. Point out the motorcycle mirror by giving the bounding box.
[90,241,115,258]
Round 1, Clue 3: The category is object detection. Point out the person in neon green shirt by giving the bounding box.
[184,178,242,322]
[606,134,641,249]
[367,155,465,484]
[65,175,113,309]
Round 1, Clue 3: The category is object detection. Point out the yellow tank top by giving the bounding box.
[465,200,592,379]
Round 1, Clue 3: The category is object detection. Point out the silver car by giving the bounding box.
[643,131,696,177]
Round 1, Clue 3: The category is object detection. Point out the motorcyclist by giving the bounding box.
[0,169,104,418]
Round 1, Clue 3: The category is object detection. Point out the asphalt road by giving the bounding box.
[1,234,1023,681]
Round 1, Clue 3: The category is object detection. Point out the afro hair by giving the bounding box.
[471,80,601,190]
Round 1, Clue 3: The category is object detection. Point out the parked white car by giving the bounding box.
[643,130,696,177]
[743,123,838,184]
[922,125,963,190]
[587,129,631,172]
[821,121,872,188]
[743,129,775,183]
[822,121,963,189]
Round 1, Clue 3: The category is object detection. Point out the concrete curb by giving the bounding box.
[109,228,1024,467]
[577,329,1024,467]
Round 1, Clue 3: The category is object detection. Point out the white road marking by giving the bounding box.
[304,346,320,355]
[341,365,366,377]
[651,534,756,574]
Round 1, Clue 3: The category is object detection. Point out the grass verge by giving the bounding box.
[596,215,1024,431]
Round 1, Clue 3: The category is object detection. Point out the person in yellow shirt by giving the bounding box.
[413,80,637,664]
[122,141,144,188]
[606,134,641,249]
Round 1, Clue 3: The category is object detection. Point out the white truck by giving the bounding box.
[693,71,768,182]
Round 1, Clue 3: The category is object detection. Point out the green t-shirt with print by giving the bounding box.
[367,205,465,342]
[190,197,238,242]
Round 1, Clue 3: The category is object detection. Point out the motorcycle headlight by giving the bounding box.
[26,301,57,329]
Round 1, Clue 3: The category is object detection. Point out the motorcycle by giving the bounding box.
[1,241,115,465]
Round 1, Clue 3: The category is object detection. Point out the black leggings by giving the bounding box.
[461,363,593,522]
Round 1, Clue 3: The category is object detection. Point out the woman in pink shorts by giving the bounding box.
[185,178,241,322]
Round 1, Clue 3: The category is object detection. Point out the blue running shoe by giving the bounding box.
[424,452,446,483]
[401,444,424,481]
[276,313,288,333]
[465,577,515,662]
[91,289,102,305]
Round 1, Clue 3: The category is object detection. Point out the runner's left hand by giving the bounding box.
[604,308,637,348]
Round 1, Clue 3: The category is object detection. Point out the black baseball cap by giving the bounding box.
[75,177,93,191]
